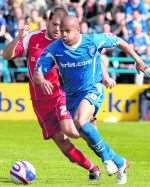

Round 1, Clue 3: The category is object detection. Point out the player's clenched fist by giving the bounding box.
[136,63,148,74]
[103,77,116,89]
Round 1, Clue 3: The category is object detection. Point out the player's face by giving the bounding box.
[47,16,61,40]
[61,22,80,46]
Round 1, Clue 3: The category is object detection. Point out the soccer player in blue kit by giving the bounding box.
[33,16,147,184]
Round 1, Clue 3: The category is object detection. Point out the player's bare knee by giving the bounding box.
[74,117,87,128]
[61,126,79,139]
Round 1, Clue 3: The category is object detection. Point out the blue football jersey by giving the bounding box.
[35,33,119,95]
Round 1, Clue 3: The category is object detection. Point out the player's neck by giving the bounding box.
[45,31,52,41]
[64,34,82,49]
[71,34,81,46]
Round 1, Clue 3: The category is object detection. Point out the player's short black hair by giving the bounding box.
[48,5,68,20]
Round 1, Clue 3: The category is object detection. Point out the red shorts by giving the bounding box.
[32,94,71,139]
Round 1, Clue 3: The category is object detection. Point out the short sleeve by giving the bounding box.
[93,33,120,51]
[35,45,56,75]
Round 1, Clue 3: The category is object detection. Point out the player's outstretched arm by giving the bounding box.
[117,38,147,73]
[2,35,22,60]
[2,26,28,60]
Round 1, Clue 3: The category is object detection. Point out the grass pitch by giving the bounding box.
[0,120,150,187]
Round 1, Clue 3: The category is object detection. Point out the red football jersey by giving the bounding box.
[14,30,61,100]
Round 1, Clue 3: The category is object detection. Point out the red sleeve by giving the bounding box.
[13,39,24,57]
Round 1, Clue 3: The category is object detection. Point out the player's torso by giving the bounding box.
[55,36,102,94]
[27,31,61,100]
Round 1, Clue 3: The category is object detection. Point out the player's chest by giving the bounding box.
[55,45,97,63]
[28,40,50,60]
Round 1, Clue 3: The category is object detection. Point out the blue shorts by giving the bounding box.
[66,83,104,118]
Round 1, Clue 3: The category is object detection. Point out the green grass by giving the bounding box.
[0,121,150,187]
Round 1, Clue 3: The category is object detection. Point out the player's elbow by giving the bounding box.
[118,38,130,51]
[2,47,15,60]
[2,50,10,60]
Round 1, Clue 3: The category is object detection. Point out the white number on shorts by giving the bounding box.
[60,105,67,116]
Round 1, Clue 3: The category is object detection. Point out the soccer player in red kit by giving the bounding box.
[3,7,100,180]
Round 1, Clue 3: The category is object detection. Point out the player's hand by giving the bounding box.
[39,80,54,95]
[136,63,148,74]
[103,77,116,89]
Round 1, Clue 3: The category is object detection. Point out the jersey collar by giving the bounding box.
[62,34,82,50]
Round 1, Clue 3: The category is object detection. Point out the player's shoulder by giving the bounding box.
[82,33,108,40]
[24,30,44,43]
[82,33,95,42]
[93,33,117,41]
[47,39,62,49]
[82,33,104,44]
[29,30,46,39]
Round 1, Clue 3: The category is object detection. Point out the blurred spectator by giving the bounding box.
[0,10,12,48]
[27,9,43,32]
[80,21,94,33]
[105,0,124,24]
[112,11,128,39]
[68,4,78,16]
[73,4,84,22]
[144,0,150,10]
[92,13,105,33]
[125,0,149,21]
[6,7,24,38]
[83,0,99,20]
[0,10,6,37]
[126,10,148,36]
[128,23,150,57]
[13,0,23,9]
[97,0,107,14]
[0,10,6,36]
[14,18,26,37]
[0,0,6,10]
[39,19,47,30]
[23,0,47,16]
[46,0,69,10]
[128,23,150,84]
[103,23,112,33]
[17,18,25,30]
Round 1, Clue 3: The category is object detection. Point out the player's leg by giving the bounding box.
[60,118,80,139]
[91,118,126,167]
[55,94,80,139]
[90,117,97,129]
[32,100,100,180]
[52,131,100,180]
[74,99,118,175]
[91,117,129,184]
